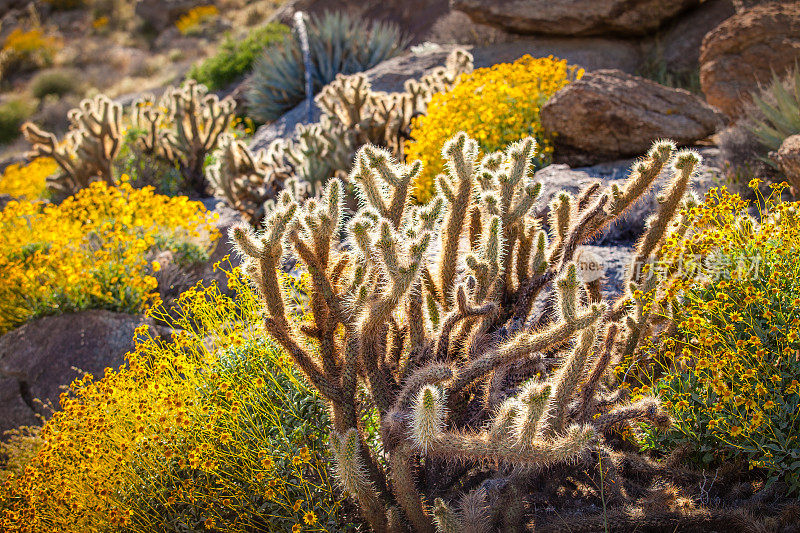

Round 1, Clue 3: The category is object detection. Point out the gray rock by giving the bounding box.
[134,0,198,32]
[0,311,150,434]
[451,0,700,37]
[541,69,725,166]
[534,146,724,243]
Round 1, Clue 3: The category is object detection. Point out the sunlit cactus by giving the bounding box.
[233,130,702,532]
[22,94,122,199]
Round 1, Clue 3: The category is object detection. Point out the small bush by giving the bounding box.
[750,67,800,155]
[0,157,59,199]
[0,28,59,76]
[0,181,218,334]
[175,5,219,36]
[0,268,357,533]
[643,183,800,492]
[405,55,582,202]
[719,67,800,186]
[29,69,80,99]
[0,98,35,144]
[247,11,408,124]
[188,23,289,91]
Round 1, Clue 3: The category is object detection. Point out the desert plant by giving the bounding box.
[720,67,800,190]
[405,55,582,202]
[0,98,35,144]
[157,80,236,195]
[21,94,123,200]
[175,5,219,36]
[214,50,471,224]
[0,268,359,533]
[0,179,217,334]
[750,67,800,155]
[641,182,800,493]
[231,131,712,531]
[247,10,408,124]
[207,133,292,225]
[0,28,59,78]
[29,69,80,99]
[188,23,290,91]
[0,157,58,199]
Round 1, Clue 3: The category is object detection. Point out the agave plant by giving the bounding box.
[247,11,409,124]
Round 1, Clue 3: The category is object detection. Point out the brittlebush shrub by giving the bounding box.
[405,55,583,202]
[640,182,800,491]
[0,180,218,334]
[0,157,58,199]
[0,269,356,533]
[175,5,219,36]
[0,28,59,75]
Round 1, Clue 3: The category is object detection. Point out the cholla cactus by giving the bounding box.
[159,79,235,194]
[207,134,292,225]
[232,131,701,531]
[22,94,122,199]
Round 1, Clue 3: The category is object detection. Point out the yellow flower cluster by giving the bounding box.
[404,55,582,202]
[643,183,800,491]
[175,5,219,36]
[0,157,58,200]
[1,28,59,71]
[0,269,352,533]
[0,180,218,334]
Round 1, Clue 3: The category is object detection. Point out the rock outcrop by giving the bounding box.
[541,69,724,165]
[699,1,800,118]
[0,311,151,434]
[450,0,700,36]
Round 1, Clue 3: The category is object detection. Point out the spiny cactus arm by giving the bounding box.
[577,324,618,422]
[331,429,390,532]
[389,443,436,533]
[438,133,478,309]
[512,382,552,448]
[433,498,461,533]
[630,150,700,285]
[412,387,595,467]
[435,286,496,361]
[606,140,676,218]
[546,326,597,435]
[591,396,670,433]
[22,122,78,178]
[453,302,604,393]
[558,193,609,269]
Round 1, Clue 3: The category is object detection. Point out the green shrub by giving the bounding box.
[640,183,800,492]
[189,23,289,91]
[0,268,359,532]
[750,67,800,155]
[247,11,408,123]
[0,98,35,144]
[30,69,80,99]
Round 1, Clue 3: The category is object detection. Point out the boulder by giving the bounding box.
[134,0,198,32]
[699,2,800,118]
[270,0,451,44]
[656,0,736,74]
[774,134,800,192]
[0,311,149,434]
[451,0,700,37]
[541,69,724,165]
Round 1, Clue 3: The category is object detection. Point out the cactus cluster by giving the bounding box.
[212,49,472,223]
[22,80,235,198]
[232,130,706,531]
[22,94,122,200]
